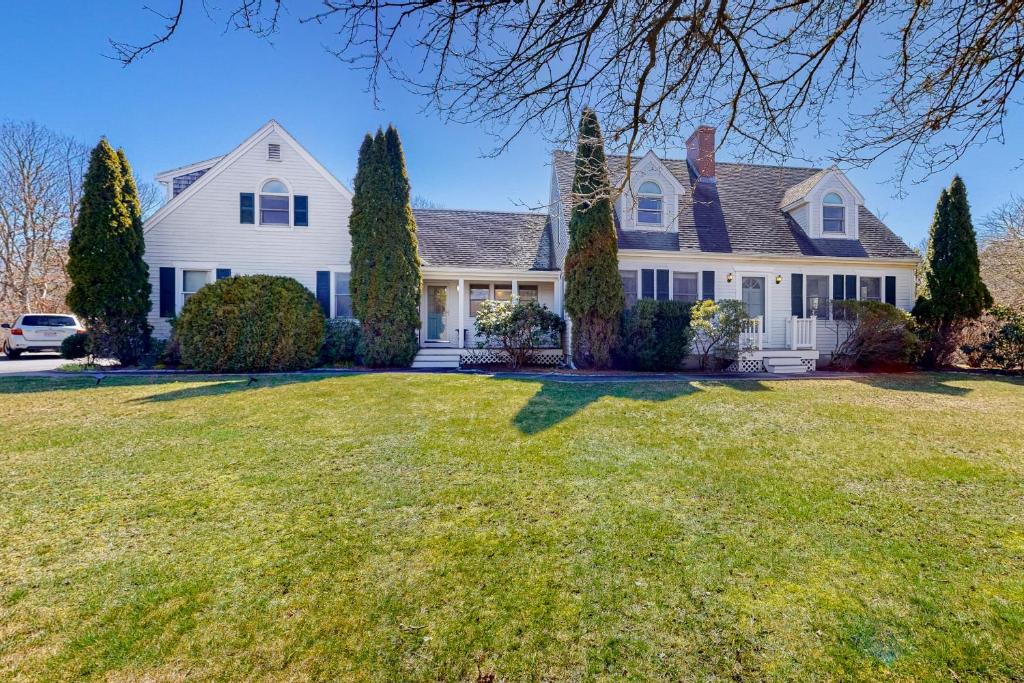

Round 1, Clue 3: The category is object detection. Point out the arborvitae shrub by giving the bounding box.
[619,300,693,370]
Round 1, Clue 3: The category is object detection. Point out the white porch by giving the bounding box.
[413,270,564,369]
[734,315,820,373]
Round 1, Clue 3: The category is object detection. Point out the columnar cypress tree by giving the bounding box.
[348,126,421,366]
[564,108,625,368]
[914,175,992,366]
[66,139,152,364]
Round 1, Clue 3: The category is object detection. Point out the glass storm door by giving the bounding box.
[741,277,765,319]
[426,285,448,341]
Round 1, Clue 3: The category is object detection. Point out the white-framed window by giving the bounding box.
[672,272,698,303]
[806,275,829,318]
[518,285,539,302]
[181,270,209,307]
[469,284,489,316]
[494,284,513,302]
[637,181,663,225]
[334,273,353,318]
[822,192,845,233]
[260,179,290,225]
[859,276,882,302]
[620,270,638,308]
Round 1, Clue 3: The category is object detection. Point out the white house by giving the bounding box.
[143,120,918,372]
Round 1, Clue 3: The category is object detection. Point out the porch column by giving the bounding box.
[458,278,465,348]
[512,279,519,299]
[554,277,563,316]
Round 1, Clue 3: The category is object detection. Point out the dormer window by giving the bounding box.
[822,193,845,233]
[260,180,290,225]
[637,181,663,225]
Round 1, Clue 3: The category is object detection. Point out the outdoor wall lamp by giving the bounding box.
[775,274,783,284]
[726,272,734,283]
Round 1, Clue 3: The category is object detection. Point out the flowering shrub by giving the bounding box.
[473,298,563,368]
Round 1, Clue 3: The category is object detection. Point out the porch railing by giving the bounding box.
[787,315,817,350]
[740,315,764,351]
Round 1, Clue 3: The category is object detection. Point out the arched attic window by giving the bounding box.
[260,180,290,225]
[637,181,663,225]
[822,192,845,233]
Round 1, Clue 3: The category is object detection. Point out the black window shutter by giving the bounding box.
[216,268,231,280]
[240,193,255,224]
[159,267,175,317]
[641,269,655,299]
[846,274,857,300]
[791,274,804,317]
[833,274,845,301]
[656,269,669,300]
[885,276,897,306]
[294,195,309,226]
[316,271,331,316]
[702,271,715,301]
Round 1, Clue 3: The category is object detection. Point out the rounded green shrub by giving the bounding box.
[619,299,693,370]
[175,275,325,372]
[320,318,361,365]
[60,332,91,360]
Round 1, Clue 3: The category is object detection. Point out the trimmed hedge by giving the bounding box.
[60,332,91,360]
[618,299,693,370]
[320,318,361,365]
[175,275,325,372]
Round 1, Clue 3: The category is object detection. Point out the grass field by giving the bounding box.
[1,372,1022,681]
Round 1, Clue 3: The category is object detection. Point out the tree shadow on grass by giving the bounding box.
[0,373,355,401]
[497,376,769,435]
[849,371,1024,397]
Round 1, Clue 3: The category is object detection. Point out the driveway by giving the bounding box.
[0,352,65,374]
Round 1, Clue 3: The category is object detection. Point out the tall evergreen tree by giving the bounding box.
[914,175,992,366]
[66,140,151,364]
[564,108,625,368]
[348,126,421,367]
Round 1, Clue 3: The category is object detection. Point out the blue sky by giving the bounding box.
[2,2,1022,247]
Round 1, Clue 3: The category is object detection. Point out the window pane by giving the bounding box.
[637,197,662,224]
[21,315,76,327]
[183,270,207,293]
[860,277,881,301]
[638,181,661,194]
[805,275,829,317]
[823,193,843,205]
[518,285,538,302]
[262,180,287,194]
[672,272,698,303]
[823,205,844,232]
[469,284,489,316]
[494,285,512,301]
[260,194,290,225]
[619,270,637,308]
[334,295,353,318]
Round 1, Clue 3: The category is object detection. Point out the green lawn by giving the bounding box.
[1,372,1023,681]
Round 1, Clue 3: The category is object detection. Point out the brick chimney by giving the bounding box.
[686,125,716,182]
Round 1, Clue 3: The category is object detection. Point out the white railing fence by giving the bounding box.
[740,315,765,350]
[787,315,817,350]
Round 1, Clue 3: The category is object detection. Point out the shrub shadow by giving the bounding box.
[497,376,769,435]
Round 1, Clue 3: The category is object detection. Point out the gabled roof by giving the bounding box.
[154,155,225,182]
[779,168,830,208]
[552,151,917,260]
[144,120,352,232]
[414,208,555,271]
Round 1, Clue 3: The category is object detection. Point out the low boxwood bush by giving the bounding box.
[175,275,325,372]
[618,299,693,370]
[321,318,361,365]
[60,332,91,360]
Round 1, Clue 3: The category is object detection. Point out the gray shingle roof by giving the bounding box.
[552,151,917,259]
[414,208,555,271]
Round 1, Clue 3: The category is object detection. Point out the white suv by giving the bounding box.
[2,314,84,359]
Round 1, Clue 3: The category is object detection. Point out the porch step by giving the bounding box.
[411,347,462,369]
[763,357,808,374]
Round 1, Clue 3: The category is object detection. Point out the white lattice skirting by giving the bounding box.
[460,349,564,367]
[727,358,765,373]
[801,358,817,371]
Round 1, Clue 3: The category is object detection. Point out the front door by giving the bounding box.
[741,276,765,319]
[426,285,448,342]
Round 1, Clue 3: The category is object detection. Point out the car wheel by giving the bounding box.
[3,341,21,359]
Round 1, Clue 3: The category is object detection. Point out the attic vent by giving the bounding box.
[267,143,281,161]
